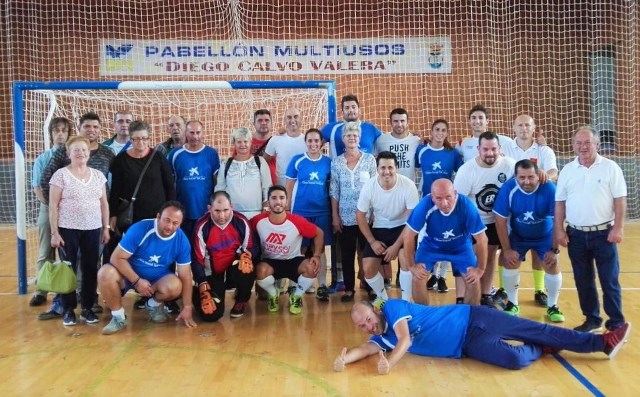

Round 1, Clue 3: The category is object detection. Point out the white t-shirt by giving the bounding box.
[456,134,515,163]
[375,133,421,181]
[501,141,558,172]
[453,156,516,224]
[264,134,307,186]
[556,155,627,226]
[357,174,419,228]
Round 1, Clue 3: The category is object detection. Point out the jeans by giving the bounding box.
[462,306,604,369]
[567,227,624,330]
[35,203,55,294]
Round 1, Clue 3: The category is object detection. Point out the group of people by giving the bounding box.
[29,96,631,369]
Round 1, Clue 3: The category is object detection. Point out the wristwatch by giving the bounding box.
[551,248,560,254]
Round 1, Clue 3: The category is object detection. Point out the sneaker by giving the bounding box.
[384,279,391,289]
[480,294,496,308]
[503,301,520,316]
[306,287,316,294]
[80,309,99,324]
[102,315,127,335]
[534,290,548,307]
[92,302,104,314]
[547,305,565,323]
[29,294,47,307]
[340,292,355,302]
[372,297,386,310]
[289,294,303,315]
[455,297,465,304]
[335,281,346,292]
[145,301,168,323]
[603,322,631,359]
[574,319,603,333]
[437,278,449,293]
[63,310,77,326]
[38,307,63,320]
[493,288,508,302]
[316,285,330,302]
[135,296,148,310]
[230,302,247,318]
[165,300,181,314]
[426,275,438,290]
[267,289,280,312]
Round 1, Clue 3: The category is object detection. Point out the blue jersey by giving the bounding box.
[286,153,332,216]
[118,219,191,283]
[369,299,470,358]
[321,121,381,158]
[168,145,220,220]
[407,194,486,254]
[493,178,555,243]
[416,144,463,196]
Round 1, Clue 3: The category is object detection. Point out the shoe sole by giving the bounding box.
[230,313,245,318]
[608,323,632,359]
[38,312,62,321]
[63,320,76,326]
[81,316,100,324]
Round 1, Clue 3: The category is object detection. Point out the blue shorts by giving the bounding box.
[104,263,173,295]
[299,213,332,247]
[415,246,477,277]
[510,235,551,261]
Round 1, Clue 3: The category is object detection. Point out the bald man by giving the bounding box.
[263,108,307,186]
[402,178,487,305]
[334,299,630,373]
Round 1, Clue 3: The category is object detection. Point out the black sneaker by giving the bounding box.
[480,294,496,308]
[135,296,148,310]
[80,309,99,324]
[574,319,603,333]
[340,292,355,302]
[456,297,465,304]
[316,285,330,302]
[493,288,508,302]
[92,301,104,314]
[426,275,438,290]
[534,290,548,307]
[29,294,47,307]
[437,278,449,293]
[63,310,77,326]
[165,300,181,314]
[230,302,247,318]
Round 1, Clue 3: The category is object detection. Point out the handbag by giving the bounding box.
[36,248,76,294]
[115,146,159,230]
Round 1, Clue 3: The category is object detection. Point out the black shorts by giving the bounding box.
[472,223,501,247]
[263,257,306,281]
[361,225,404,259]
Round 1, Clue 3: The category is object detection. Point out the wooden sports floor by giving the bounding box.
[0,225,638,397]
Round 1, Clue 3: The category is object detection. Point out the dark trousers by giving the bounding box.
[339,225,364,293]
[58,228,101,312]
[192,266,255,322]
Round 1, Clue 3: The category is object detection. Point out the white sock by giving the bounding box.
[317,254,328,286]
[399,270,413,301]
[502,268,520,305]
[545,272,562,307]
[437,261,449,279]
[111,308,125,319]
[296,275,315,296]
[365,272,388,300]
[257,275,277,297]
[147,297,161,307]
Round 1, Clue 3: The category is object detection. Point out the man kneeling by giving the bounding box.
[98,201,197,335]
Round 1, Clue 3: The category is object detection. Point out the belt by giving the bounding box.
[567,222,613,232]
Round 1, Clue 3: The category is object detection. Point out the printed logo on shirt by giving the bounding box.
[432,161,442,170]
[523,211,534,221]
[139,254,163,268]
[497,172,508,183]
[302,171,324,186]
[265,233,286,245]
[442,229,455,239]
[309,171,319,181]
[189,167,200,176]
[475,183,499,213]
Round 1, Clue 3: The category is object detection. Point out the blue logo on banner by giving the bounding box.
[105,44,134,59]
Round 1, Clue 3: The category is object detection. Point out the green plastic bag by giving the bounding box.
[36,259,76,294]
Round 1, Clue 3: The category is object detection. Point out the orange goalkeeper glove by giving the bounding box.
[198,282,220,315]
[238,251,253,274]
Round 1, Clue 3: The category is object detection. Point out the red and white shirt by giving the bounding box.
[250,213,317,260]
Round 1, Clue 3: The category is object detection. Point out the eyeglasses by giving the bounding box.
[131,137,150,142]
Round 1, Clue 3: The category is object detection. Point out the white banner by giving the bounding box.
[99,37,451,76]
